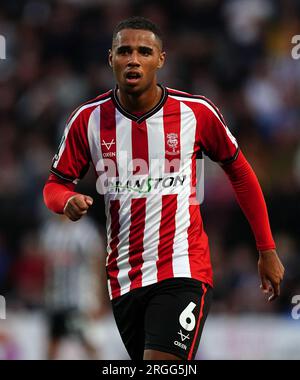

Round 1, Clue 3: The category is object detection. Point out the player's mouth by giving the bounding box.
[124,71,142,85]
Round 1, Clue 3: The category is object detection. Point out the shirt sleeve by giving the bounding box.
[43,173,77,214]
[195,97,239,164]
[50,108,91,183]
[222,150,276,251]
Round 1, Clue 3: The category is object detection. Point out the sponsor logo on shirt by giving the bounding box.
[102,139,116,157]
[108,175,186,194]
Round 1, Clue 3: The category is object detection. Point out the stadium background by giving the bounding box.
[0,0,300,359]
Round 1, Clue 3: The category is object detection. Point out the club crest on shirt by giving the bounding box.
[166,133,179,155]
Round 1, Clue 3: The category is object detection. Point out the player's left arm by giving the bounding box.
[222,151,285,302]
[196,99,284,301]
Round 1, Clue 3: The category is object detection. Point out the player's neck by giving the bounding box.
[117,84,162,115]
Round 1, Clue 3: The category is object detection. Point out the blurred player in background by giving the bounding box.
[39,214,106,359]
[43,17,284,360]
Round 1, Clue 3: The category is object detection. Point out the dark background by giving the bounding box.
[0,0,300,359]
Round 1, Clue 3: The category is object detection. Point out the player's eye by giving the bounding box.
[139,47,153,56]
[117,47,131,55]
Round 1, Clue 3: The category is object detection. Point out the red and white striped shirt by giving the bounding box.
[51,86,238,299]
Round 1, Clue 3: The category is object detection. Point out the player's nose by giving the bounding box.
[128,51,140,66]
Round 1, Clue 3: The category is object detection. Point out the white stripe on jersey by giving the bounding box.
[113,198,131,296]
[147,107,165,178]
[115,109,133,185]
[87,105,102,170]
[140,197,161,285]
[172,102,197,278]
[140,107,165,285]
[169,95,238,148]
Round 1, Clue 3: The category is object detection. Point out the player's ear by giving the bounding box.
[157,51,166,69]
[108,49,113,68]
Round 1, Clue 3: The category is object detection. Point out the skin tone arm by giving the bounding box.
[258,249,285,302]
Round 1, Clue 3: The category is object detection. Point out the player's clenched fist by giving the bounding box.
[63,194,93,221]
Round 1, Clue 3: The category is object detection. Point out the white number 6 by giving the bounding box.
[179,302,197,331]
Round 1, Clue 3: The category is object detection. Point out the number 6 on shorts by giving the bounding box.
[179,302,196,331]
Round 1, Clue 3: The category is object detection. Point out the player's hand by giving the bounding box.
[63,194,93,221]
[258,249,285,302]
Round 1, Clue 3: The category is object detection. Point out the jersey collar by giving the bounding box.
[112,84,168,124]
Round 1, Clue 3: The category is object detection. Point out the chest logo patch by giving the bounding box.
[166,133,179,155]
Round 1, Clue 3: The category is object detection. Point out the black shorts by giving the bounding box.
[111,277,212,360]
[48,309,84,339]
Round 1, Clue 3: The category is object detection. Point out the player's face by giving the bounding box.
[109,29,165,95]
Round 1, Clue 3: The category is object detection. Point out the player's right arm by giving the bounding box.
[43,105,94,221]
[43,170,94,222]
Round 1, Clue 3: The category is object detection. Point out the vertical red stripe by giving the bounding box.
[156,194,177,281]
[128,198,146,290]
[163,97,181,173]
[131,121,149,175]
[107,200,121,298]
[100,101,118,177]
[188,283,207,360]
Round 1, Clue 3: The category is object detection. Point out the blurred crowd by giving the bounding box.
[0,0,300,359]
